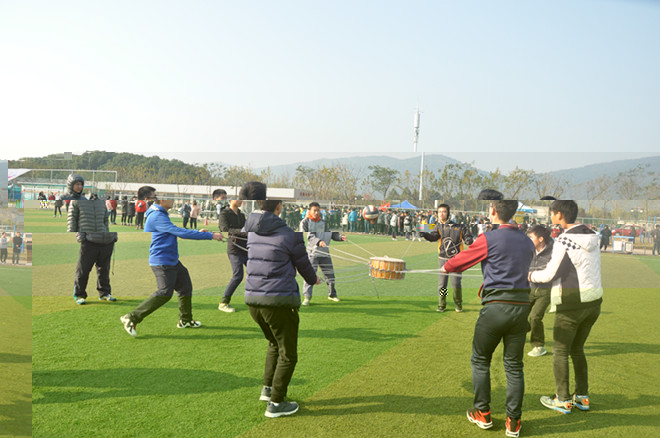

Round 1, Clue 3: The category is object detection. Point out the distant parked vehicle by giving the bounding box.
[612,224,642,237]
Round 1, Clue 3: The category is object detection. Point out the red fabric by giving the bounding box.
[443,233,488,273]
[135,200,147,213]
[305,211,322,222]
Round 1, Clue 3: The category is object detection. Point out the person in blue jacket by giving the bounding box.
[120,186,223,337]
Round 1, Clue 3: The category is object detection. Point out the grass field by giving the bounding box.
[27,209,660,437]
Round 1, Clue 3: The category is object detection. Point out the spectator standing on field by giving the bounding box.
[190,200,201,229]
[526,224,554,358]
[181,201,192,229]
[652,225,660,256]
[0,232,8,264]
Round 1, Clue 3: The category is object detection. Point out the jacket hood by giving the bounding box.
[244,211,290,234]
[66,173,85,199]
[561,225,599,252]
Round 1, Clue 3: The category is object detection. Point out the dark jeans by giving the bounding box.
[190,217,197,229]
[136,212,145,228]
[438,258,462,310]
[553,303,601,400]
[653,241,660,256]
[73,241,114,298]
[110,210,117,223]
[472,303,530,419]
[12,248,21,264]
[222,252,248,304]
[249,305,299,403]
[182,216,190,228]
[529,287,551,347]
[128,262,194,324]
[600,239,609,251]
[1,248,7,263]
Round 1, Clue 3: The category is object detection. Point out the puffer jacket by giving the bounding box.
[529,239,554,289]
[67,200,117,245]
[529,224,603,312]
[421,221,474,259]
[243,210,317,307]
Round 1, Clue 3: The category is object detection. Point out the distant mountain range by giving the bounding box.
[243,153,660,199]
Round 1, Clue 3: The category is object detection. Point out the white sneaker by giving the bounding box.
[177,320,202,328]
[528,346,547,357]
[328,296,340,302]
[120,315,137,337]
[302,297,311,306]
[218,303,236,313]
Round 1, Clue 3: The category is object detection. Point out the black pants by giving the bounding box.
[249,305,299,403]
[128,214,134,225]
[529,287,551,347]
[54,205,62,216]
[472,303,530,419]
[653,241,660,256]
[438,258,462,310]
[128,262,194,324]
[121,212,127,225]
[553,304,601,400]
[190,217,197,229]
[136,212,145,228]
[222,252,247,304]
[73,241,114,298]
[110,210,117,224]
[182,216,190,228]
[0,248,7,263]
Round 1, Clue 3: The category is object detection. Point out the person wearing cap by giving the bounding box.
[65,173,118,305]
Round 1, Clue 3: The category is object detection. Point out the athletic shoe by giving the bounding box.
[506,417,521,438]
[436,306,446,313]
[99,294,117,302]
[540,395,572,414]
[572,394,590,411]
[328,296,340,302]
[302,297,311,306]
[120,315,137,337]
[466,408,492,429]
[455,307,463,313]
[74,296,86,305]
[177,320,202,328]
[218,303,236,313]
[527,346,547,357]
[260,386,272,402]
[265,401,299,418]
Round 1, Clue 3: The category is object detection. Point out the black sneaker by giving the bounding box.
[506,416,521,437]
[265,401,299,418]
[259,386,272,402]
[467,408,492,429]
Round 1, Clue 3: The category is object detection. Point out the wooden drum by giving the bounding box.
[369,257,406,280]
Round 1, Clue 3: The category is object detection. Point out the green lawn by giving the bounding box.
[27,208,660,437]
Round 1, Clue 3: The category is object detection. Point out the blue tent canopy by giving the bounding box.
[390,200,419,209]
[517,201,537,214]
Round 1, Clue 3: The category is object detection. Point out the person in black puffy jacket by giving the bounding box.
[240,181,319,419]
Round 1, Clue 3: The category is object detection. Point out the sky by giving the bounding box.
[2,0,659,173]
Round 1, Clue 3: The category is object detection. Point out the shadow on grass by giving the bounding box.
[0,397,32,437]
[586,341,660,356]
[0,353,31,364]
[300,327,417,343]
[298,298,437,317]
[522,392,660,435]
[301,394,473,417]
[33,368,259,404]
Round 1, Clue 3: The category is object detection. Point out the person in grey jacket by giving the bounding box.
[241,181,320,418]
[65,173,118,305]
[0,232,8,264]
[299,202,346,305]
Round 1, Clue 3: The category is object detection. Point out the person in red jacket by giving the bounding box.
[135,198,148,229]
[442,200,534,438]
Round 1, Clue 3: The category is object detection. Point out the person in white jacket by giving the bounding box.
[529,200,603,415]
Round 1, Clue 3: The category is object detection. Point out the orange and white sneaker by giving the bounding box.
[572,394,590,411]
[506,416,521,437]
[467,408,493,429]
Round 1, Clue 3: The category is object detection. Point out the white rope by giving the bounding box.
[346,239,378,257]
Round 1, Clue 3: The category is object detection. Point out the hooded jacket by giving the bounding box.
[529,224,603,312]
[144,204,213,266]
[62,174,86,201]
[65,174,118,244]
[243,210,317,307]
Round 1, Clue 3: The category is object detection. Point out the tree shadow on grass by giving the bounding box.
[522,392,660,435]
[299,298,436,318]
[0,397,31,437]
[33,368,259,405]
[300,327,417,343]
